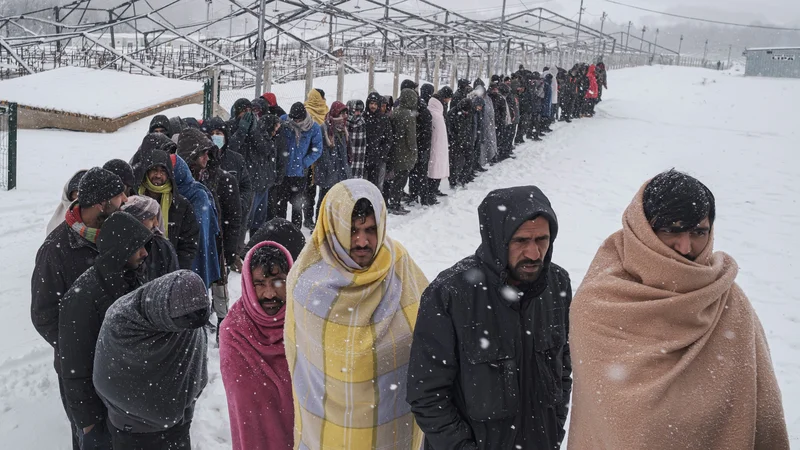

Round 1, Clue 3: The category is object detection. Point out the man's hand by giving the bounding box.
[239,112,254,133]
[83,424,96,434]
[230,255,244,273]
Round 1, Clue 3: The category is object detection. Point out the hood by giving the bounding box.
[366,92,382,107]
[458,97,473,112]
[136,148,176,191]
[457,78,471,91]
[428,96,444,114]
[262,92,278,107]
[328,100,348,118]
[201,116,229,152]
[168,117,186,136]
[244,217,306,259]
[64,169,87,202]
[230,99,252,119]
[241,240,294,327]
[251,98,269,115]
[420,84,435,103]
[473,78,485,89]
[470,95,484,109]
[96,211,152,274]
[398,88,418,110]
[177,128,216,168]
[148,115,171,134]
[436,86,453,100]
[475,186,559,283]
[259,113,281,140]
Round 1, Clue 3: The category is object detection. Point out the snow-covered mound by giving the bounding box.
[0,65,797,448]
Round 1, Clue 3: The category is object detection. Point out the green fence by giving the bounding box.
[0,102,18,191]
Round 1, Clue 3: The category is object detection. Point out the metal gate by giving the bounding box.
[0,102,18,191]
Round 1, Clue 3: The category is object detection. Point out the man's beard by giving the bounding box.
[509,258,544,283]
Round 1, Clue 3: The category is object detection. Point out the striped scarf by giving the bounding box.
[138,179,172,238]
[64,202,99,244]
[285,179,428,450]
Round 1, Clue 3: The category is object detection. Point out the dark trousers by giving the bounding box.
[268,180,287,222]
[515,114,531,143]
[315,186,331,222]
[408,160,431,202]
[248,189,269,236]
[385,170,409,206]
[448,150,465,187]
[303,171,315,224]
[283,176,307,229]
[428,178,441,195]
[57,374,81,450]
[109,421,191,450]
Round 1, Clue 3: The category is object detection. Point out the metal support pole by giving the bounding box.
[108,11,116,50]
[498,0,507,75]
[433,54,441,91]
[337,57,345,102]
[393,58,401,99]
[678,35,683,55]
[229,5,234,39]
[382,0,390,62]
[703,39,708,65]
[450,56,457,89]
[368,56,375,94]
[727,44,732,69]
[639,26,646,52]
[254,0,267,98]
[626,21,632,50]
[653,28,659,55]
[305,59,314,98]
[575,0,585,47]
[263,60,272,93]
[415,57,421,86]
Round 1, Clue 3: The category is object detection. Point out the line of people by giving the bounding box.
[32,58,788,450]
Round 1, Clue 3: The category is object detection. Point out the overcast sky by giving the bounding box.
[418,0,800,26]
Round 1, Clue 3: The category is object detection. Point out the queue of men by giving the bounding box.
[32,60,790,450]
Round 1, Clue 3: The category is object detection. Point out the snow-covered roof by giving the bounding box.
[745,47,800,52]
[0,67,202,118]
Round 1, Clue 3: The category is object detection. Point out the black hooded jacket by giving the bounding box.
[447,99,473,157]
[228,109,274,193]
[202,117,254,230]
[178,128,243,265]
[58,212,152,428]
[407,186,572,450]
[135,148,199,270]
[259,113,284,187]
[32,213,99,364]
[363,92,393,166]
[148,115,171,135]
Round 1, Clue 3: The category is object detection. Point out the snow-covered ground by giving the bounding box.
[0,67,202,118]
[0,65,797,448]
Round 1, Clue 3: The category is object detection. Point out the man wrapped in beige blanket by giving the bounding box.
[569,170,789,450]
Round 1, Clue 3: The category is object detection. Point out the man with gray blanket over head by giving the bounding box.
[93,270,210,449]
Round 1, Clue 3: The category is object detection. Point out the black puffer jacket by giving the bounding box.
[363,92,393,166]
[407,186,572,450]
[202,117,254,233]
[259,114,285,187]
[177,128,243,266]
[58,212,152,428]
[134,148,199,270]
[228,112,274,193]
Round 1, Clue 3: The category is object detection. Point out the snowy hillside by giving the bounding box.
[0,65,797,448]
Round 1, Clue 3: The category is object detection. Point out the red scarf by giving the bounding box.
[219,241,294,450]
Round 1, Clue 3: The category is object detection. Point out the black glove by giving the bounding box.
[238,112,254,133]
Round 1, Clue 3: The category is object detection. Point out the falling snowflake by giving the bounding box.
[479,338,490,349]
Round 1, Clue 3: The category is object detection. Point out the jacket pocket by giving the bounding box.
[459,324,519,421]
[534,324,566,407]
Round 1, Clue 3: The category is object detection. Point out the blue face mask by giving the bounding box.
[211,134,225,149]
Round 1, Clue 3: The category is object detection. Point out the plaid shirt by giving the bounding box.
[347,115,367,178]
